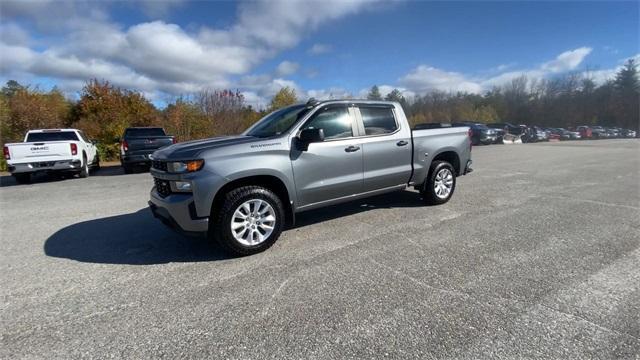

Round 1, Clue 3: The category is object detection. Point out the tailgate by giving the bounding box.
[8,142,73,162]
[126,137,173,151]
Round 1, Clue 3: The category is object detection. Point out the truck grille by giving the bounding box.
[154,178,171,198]
[152,160,168,171]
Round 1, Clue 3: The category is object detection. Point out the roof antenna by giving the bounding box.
[306,98,319,107]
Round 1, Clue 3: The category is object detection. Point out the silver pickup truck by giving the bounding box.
[149,100,472,256]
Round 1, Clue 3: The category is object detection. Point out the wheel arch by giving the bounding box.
[211,174,295,227]
[430,150,461,175]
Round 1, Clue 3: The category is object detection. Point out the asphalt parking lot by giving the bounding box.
[1,139,638,359]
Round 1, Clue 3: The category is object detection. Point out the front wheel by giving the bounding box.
[422,161,456,205]
[211,186,285,256]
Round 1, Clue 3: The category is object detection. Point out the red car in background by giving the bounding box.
[576,126,593,139]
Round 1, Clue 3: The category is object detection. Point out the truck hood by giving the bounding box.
[152,135,263,160]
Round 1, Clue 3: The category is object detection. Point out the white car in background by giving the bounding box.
[3,129,100,183]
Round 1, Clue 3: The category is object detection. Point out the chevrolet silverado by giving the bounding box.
[149,100,472,256]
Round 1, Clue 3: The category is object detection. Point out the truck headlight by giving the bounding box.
[171,181,192,192]
[167,160,204,173]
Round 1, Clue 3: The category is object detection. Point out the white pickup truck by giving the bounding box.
[3,129,100,183]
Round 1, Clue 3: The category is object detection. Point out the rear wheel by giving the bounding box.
[13,173,31,184]
[92,154,101,172]
[123,164,133,174]
[422,161,456,205]
[211,186,285,256]
[78,155,89,178]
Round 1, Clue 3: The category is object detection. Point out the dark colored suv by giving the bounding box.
[119,127,175,173]
[453,122,497,145]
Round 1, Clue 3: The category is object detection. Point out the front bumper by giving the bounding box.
[149,190,209,234]
[8,159,82,174]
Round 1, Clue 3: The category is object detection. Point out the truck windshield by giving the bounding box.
[124,128,166,137]
[245,105,310,138]
[26,131,78,142]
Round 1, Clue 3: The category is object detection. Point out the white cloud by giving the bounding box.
[399,66,483,94]
[275,61,300,76]
[541,47,592,73]
[308,43,332,55]
[0,0,380,100]
[397,47,597,95]
[307,87,353,100]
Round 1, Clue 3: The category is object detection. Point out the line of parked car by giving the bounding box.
[3,120,637,185]
[453,122,637,145]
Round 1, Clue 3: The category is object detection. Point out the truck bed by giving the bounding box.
[410,126,472,185]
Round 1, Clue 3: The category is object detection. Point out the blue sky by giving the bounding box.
[1,0,638,108]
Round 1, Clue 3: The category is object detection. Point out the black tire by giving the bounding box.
[79,154,89,178]
[123,164,133,174]
[421,161,456,205]
[210,186,285,256]
[92,154,101,172]
[13,173,31,184]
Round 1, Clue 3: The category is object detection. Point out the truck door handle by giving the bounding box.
[344,145,360,152]
[397,140,409,146]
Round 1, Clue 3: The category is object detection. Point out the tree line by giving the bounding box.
[1,60,637,165]
[369,59,638,130]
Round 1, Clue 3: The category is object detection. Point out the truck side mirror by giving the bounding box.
[300,128,325,143]
[298,128,325,151]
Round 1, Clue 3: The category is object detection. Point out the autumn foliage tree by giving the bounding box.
[162,98,209,142]
[269,86,297,111]
[71,79,159,158]
[0,82,72,144]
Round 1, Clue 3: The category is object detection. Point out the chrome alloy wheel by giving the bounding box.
[434,168,453,199]
[230,199,276,246]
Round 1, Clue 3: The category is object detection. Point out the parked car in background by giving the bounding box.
[487,122,523,135]
[3,129,99,183]
[149,100,473,256]
[576,126,593,139]
[486,122,523,143]
[568,130,582,140]
[531,126,549,142]
[452,122,496,145]
[605,127,621,138]
[550,128,572,140]
[119,127,175,174]
[590,126,609,139]
[620,128,637,138]
[485,124,505,143]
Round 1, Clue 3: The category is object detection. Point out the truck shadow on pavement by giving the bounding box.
[44,190,425,265]
[44,209,229,265]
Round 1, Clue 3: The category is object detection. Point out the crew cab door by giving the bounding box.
[354,104,413,192]
[290,104,363,208]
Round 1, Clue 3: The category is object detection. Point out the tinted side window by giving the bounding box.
[302,106,353,140]
[360,107,397,135]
